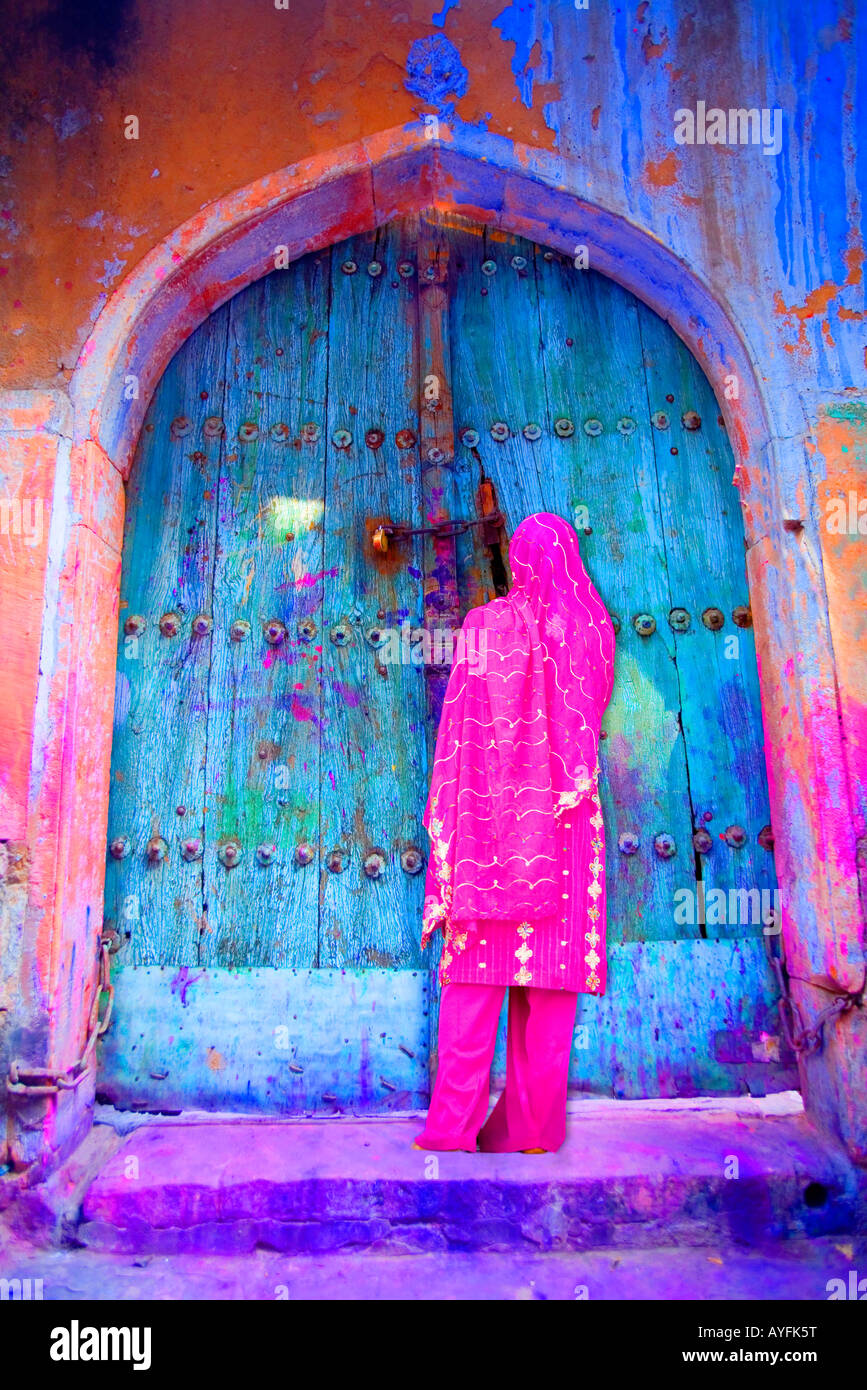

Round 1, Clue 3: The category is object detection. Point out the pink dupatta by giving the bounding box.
[421,512,615,950]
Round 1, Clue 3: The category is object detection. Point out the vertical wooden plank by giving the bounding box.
[447,219,549,607]
[533,255,698,944]
[418,211,460,727]
[201,261,330,968]
[449,233,697,945]
[319,220,428,971]
[416,210,462,1079]
[637,306,778,940]
[106,306,229,965]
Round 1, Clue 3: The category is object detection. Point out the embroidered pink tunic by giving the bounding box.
[433,788,606,992]
[420,513,615,996]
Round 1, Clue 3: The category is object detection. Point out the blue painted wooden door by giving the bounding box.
[445,216,790,1097]
[99,212,791,1115]
[101,221,432,1114]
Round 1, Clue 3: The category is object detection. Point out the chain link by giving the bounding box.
[764,925,865,1056]
[381,511,504,542]
[6,943,114,1099]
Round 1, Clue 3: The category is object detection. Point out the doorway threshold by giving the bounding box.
[57,1090,862,1259]
[91,1089,806,1137]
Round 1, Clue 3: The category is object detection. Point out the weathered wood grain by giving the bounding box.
[493,937,796,1098]
[104,215,782,1109]
[418,212,461,725]
[203,262,329,967]
[533,252,697,943]
[448,218,550,605]
[638,305,778,940]
[319,221,427,970]
[98,965,430,1115]
[106,305,230,965]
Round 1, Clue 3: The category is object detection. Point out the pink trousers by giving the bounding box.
[414,982,579,1152]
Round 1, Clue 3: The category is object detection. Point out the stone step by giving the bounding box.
[3,1233,865,1301]
[74,1096,865,1256]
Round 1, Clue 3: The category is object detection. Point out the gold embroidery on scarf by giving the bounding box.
[555,761,601,819]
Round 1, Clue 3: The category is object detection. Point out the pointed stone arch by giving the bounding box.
[19,125,860,1172]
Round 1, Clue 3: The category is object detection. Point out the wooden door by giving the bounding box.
[446,214,790,1097]
[99,212,793,1116]
[101,221,432,1114]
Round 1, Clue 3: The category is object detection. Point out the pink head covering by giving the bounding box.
[421,512,615,949]
[507,512,615,806]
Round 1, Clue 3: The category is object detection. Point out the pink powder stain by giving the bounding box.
[285,567,339,589]
[290,694,315,722]
[333,681,361,707]
[262,643,300,671]
[170,966,204,1007]
[328,770,336,791]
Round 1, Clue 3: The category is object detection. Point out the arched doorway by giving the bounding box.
[96,210,790,1115]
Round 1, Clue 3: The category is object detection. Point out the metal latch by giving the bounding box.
[372,511,504,554]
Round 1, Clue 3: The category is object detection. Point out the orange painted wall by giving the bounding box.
[0,0,862,395]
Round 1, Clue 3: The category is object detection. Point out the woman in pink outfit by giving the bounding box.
[415,512,616,1153]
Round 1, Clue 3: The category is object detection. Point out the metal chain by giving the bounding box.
[380,511,504,542]
[765,926,865,1056]
[6,943,114,1099]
